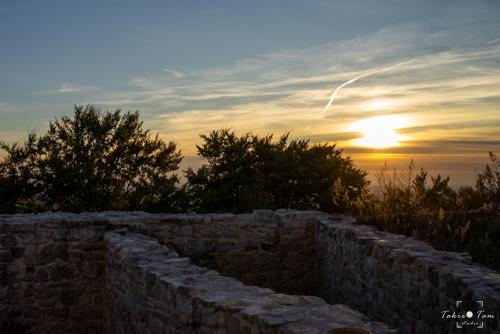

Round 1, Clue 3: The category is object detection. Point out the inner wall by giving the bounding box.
[104,230,393,334]
[121,210,500,333]
[137,210,318,296]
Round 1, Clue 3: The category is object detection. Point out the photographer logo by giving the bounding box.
[441,300,495,329]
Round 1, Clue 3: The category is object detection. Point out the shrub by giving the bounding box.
[0,105,182,212]
[358,155,500,270]
[184,129,369,213]
[476,152,500,210]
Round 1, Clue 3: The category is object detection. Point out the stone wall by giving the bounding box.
[316,214,500,333]
[108,210,317,295]
[104,229,393,334]
[0,214,105,334]
[1,210,499,333]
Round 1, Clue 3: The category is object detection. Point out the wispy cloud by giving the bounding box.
[47,23,498,167]
[128,77,155,88]
[3,1,499,186]
[32,83,98,95]
[487,37,500,45]
[164,68,186,79]
[57,83,97,93]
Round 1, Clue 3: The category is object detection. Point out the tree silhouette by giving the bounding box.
[0,105,182,212]
[184,129,368,213]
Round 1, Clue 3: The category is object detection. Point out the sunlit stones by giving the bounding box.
[348,115,409,149]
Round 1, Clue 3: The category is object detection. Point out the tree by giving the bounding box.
[476,152,500,210]
[0,133,42,212]
[0,105,182,212]
[184,129,368,213]
[456,185,483,210]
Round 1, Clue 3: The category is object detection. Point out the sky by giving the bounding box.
[1,0,500,186]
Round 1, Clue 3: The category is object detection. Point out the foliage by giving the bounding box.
[358,156,500,271]
[357,210,500,271]
[367,160,458,218]
[184,129,369,213]
[0,105,182,212]
[455,185,483,210]
[476,152,500,209]
[0,133,42,212]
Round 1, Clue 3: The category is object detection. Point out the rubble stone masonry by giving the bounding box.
[0,210,498,333]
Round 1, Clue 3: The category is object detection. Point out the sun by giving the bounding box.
[348,115,409,148]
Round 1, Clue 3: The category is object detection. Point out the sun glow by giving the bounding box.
[365,99,393,111]
[349,115,409,148]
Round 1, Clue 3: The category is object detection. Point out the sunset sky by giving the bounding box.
[1,0,500,186]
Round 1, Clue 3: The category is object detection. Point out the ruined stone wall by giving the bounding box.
[108,210,317,295]
[1,210,500,334]
[316,214,500,333]
[0,214,105,334]
[0,211,319,333]
[104,229,393,334]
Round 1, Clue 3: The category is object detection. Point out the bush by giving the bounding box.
[184,129,369,213]
[366,160,457,218]
[0,105,182,212]
[358,156,500,271]
[476,152,500,210]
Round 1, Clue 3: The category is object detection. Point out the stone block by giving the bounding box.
[48,263,74,281]
[33,267,49,282]
[82,260,104,279]
[50,243,69,260]
[23,305,41,319]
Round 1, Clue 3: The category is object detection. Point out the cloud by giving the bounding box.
[487,37,500,45]
[32,83,98,95]
[164,69,186,79]
[39,22,500,162]
[128,77,155,88]
[5,4,497,186]
[57,83,97,93]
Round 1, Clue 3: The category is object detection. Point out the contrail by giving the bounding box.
[323,59,416,112]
